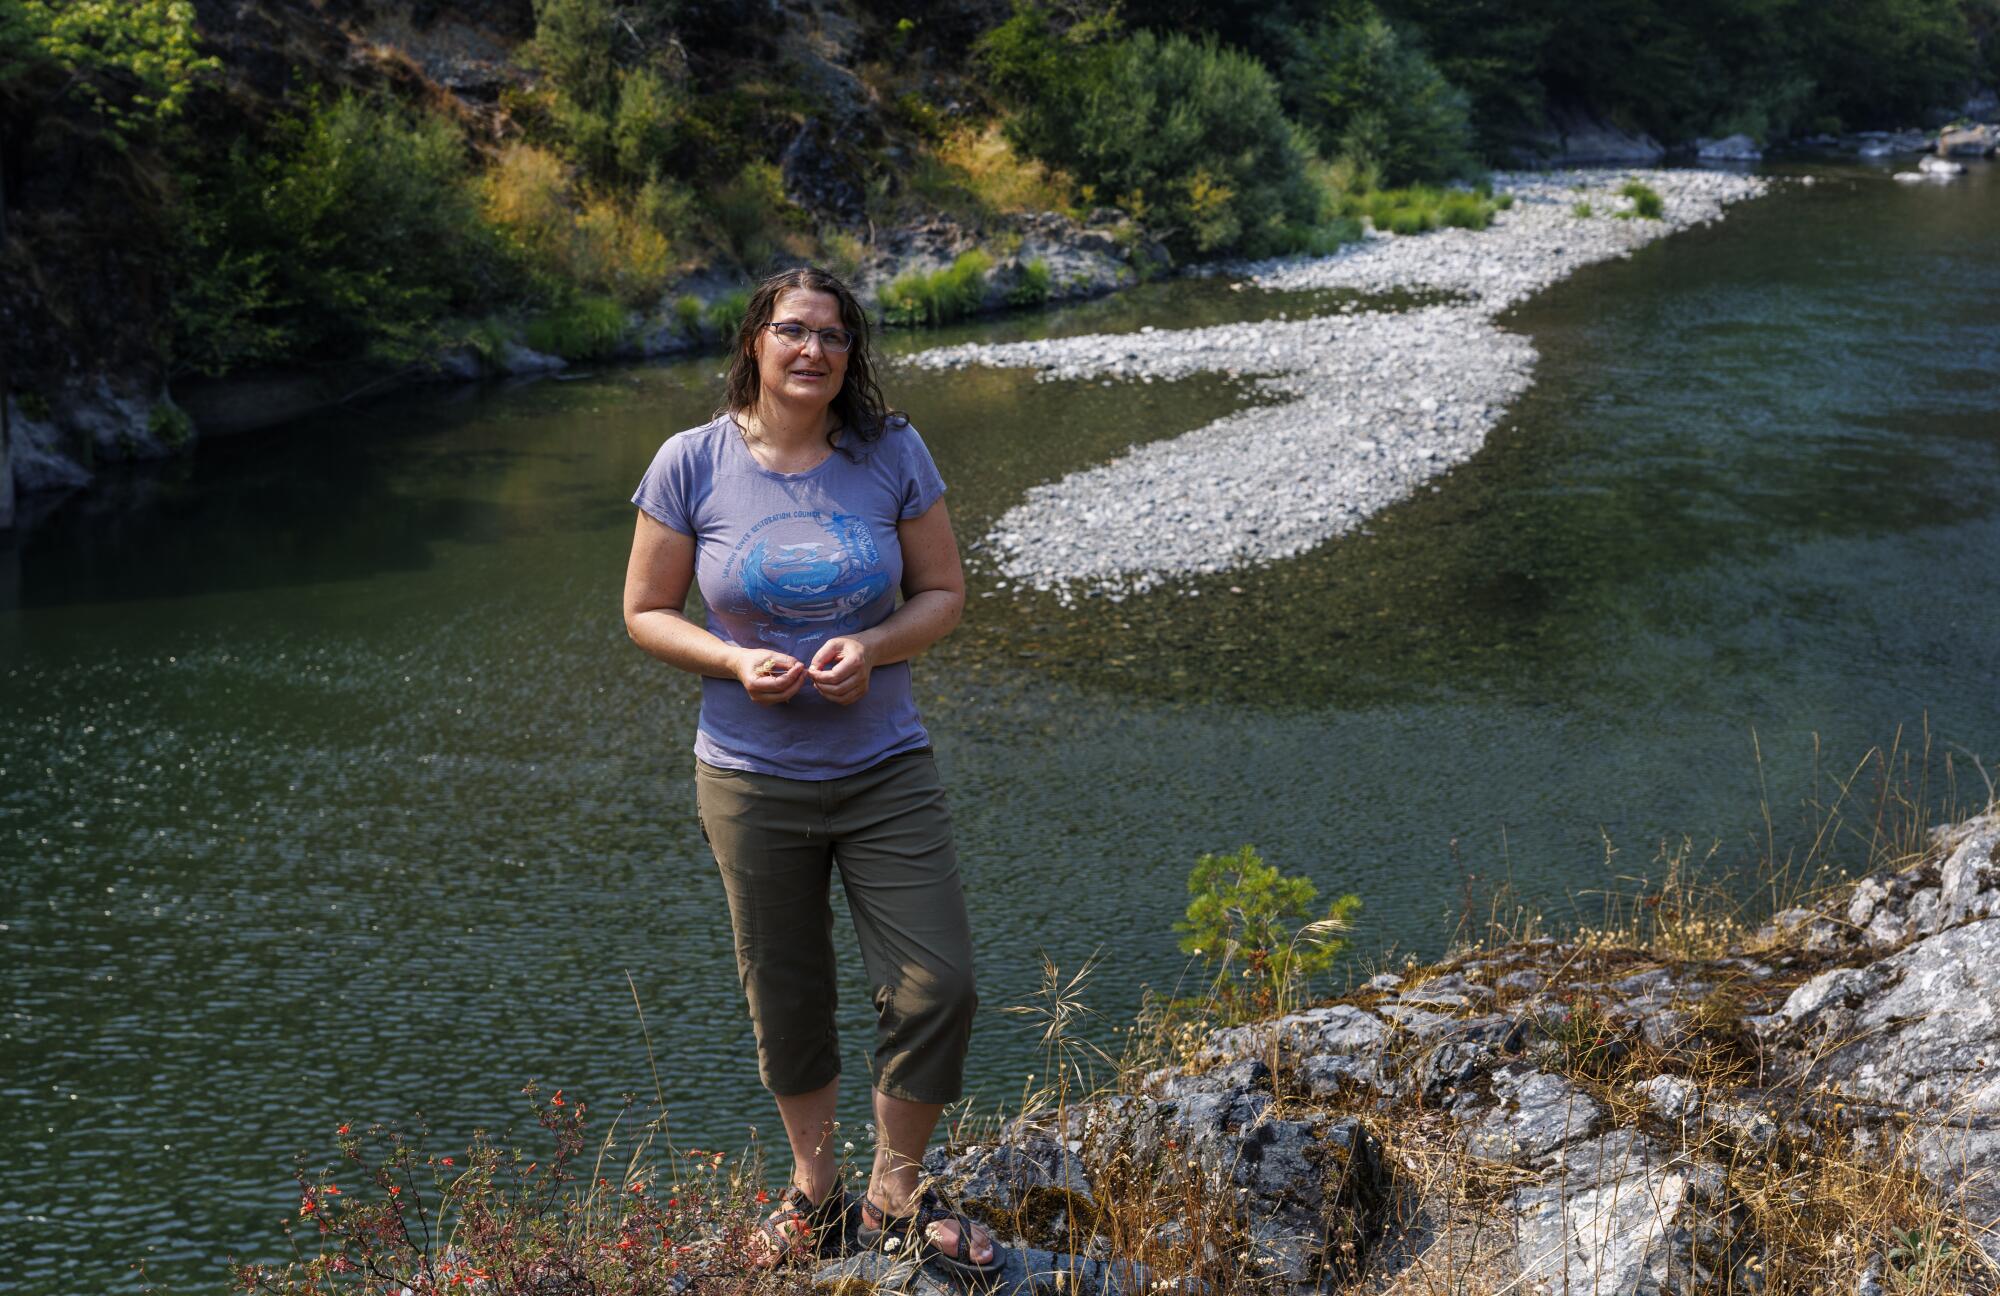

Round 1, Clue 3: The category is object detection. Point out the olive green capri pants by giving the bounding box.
[694,747,977,1104]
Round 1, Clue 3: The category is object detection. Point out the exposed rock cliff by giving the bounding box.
[820,807,2000,1294]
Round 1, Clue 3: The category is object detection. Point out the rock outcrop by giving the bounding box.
[821,807,2000,1294]
[1513,104,1666,165]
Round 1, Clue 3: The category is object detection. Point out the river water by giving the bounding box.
[4,162,1998,1291]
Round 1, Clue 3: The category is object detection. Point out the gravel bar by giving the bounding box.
[905,168,1771,600]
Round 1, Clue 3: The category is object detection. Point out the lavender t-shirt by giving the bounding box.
[632,414,948,779]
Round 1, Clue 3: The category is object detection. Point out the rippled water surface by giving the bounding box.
[4,163,1999,1291]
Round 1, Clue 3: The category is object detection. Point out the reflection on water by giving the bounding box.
[3,163,1999,1292]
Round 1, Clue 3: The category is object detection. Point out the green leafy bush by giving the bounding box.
[1282,4,1479,188]
[169,91,509,376]
[705,289,749,340]
[147,399,192,450]
[1340,183,1496,236]
[1438,189,1494,229]
[523,295,627,359]
[457,317,515,368]
[1572,200,1594,218]
[707,161,793,270]
[612,67,683,184]
[981,14,1318,257]
[0,0,220,144]
[1006,257,1052,307]
[482,142,679,306]
[1620,179,1665,219]
[1176,844,1361,1019]
[673,293,703,338]
[879,250,993,326]
[523,0,617,175]
[1276,216,1366,256]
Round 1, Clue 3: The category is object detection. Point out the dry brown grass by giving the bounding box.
[1042,727,2000,1294]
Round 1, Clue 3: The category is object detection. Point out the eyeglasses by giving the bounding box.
[764,321,854,353]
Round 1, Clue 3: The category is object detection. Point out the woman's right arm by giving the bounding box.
[622,510,807,705]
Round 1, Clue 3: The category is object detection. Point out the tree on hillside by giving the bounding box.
[981,7,1319,256]
[1282,1,1479,185]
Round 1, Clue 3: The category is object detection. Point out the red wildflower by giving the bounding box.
[323,1185,342,1196]
[336,1124,350,1136]
[755,1189,769,1204]
[388,1185,402,1197]
[441,1157,454,1167]
[550,1090,565,1107]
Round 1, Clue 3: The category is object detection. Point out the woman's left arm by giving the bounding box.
[806,500,964,704]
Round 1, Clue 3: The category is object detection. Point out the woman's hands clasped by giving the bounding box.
[806,636,871,705]
[733,638,872,707]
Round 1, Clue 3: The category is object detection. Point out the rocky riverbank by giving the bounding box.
[807,805,2000,1294]
[905,167,1769,602]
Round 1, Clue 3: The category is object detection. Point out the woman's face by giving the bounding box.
[753,288,850,412]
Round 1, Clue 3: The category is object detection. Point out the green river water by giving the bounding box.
[3,162,1998,1290]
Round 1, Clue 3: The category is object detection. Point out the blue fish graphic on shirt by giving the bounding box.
[741,512,888,648]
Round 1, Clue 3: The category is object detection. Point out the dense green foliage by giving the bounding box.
[13,0,1995,384]
[981,12,1321,256]
[170,94,510,375]
[880,250,993,326]
[0,0,218,143]
[1281,2,1479,186]
[1366,0,1991,150]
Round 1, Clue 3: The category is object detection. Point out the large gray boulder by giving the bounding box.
[6,378,188,496]
[1696,133,1762,160]
[1518,104,1666,165]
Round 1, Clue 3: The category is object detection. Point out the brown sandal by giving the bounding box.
[857,1189,1007,1283]
[749,1182,855,1265]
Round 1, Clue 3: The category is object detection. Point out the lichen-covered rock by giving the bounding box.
[1511,1130,1721,1295]
[1463,1065,1603,1165]
[1788,918,2000,1113]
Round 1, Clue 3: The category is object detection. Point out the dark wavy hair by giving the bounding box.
[719,266,902,458]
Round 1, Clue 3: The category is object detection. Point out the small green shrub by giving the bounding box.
[1006,257,1051,307]
[705,289,749,341]
[1438,190,1493,229]
[673,293,703,338]
[1291,216,1366,255]
[611,67,682,183]
[1385,207,1430,235]
[708,162,793,270]
[1620,180,1665,219]
[523,295,627,359]
[458,317,514,366]
[879,249,993,327]
[1573,201,1595,218]
[1344,184,1495,237]
[16,391,52,422]
[1176,844,1361,1020]
[1532,992,1629,1081]
[818,227,867,281]
[147,399,193,450]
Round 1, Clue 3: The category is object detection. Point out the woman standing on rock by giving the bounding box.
[622,266,1003,1279]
